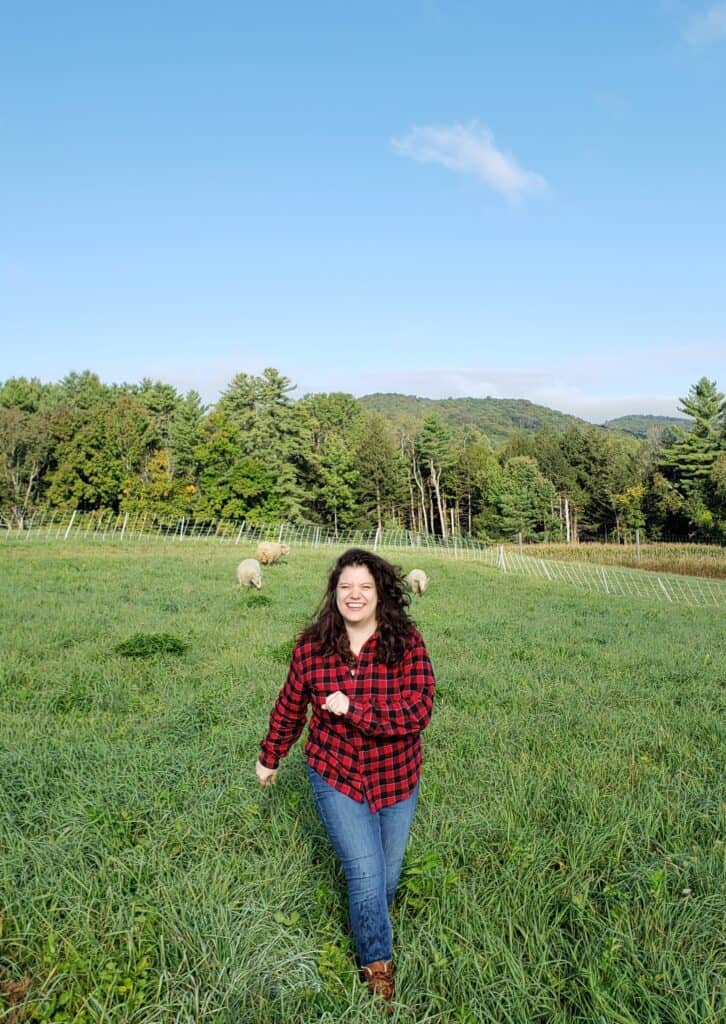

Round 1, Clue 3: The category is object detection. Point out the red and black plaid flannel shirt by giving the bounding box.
[259,628,435,813]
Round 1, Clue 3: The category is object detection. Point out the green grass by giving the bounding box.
[0,540,724,1023]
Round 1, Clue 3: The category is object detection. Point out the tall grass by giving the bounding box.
[1,541,724,1023]
[514,542,726,580]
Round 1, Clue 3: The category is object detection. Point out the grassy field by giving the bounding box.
[1,540,724,1023]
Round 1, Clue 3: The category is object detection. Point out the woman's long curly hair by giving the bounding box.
[301,548,413,667]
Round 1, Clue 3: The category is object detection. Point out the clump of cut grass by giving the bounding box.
[114,632,190,658]
[269,639,296,664]
[241,592,273,608]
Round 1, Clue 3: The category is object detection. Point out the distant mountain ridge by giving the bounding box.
[601,414,690,440]
[358,393,689,446]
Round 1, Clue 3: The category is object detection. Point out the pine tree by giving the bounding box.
[656,377,726,536]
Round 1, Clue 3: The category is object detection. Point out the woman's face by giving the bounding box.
[335,564,378,633]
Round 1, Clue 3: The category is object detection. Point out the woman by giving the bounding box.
[255,547,435,1006]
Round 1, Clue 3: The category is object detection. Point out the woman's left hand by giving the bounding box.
[322,690,350,716]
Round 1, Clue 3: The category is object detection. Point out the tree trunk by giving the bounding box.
[411,453,428,534]
[429,461,448,538]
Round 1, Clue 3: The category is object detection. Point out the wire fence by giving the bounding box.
[3,508,725,610]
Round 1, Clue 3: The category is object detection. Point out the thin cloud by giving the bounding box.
[685,3,726,45]
[391,121,547,199]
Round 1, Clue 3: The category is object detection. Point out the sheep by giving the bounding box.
[236,558,263,589]
[255,541,290,565]
[405,569,429,595]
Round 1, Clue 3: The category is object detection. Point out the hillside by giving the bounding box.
[359,394,690,446]
[602,414,690,440]
[359,393,600,446]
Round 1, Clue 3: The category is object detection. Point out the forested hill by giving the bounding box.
[602,414,690,440]
[357,393,583,446]
[358,393,689,445]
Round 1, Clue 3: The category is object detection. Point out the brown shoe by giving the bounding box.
[362,959,394,1003]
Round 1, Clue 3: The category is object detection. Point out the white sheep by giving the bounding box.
[255,541,290,565]
[405,569,429,595]
[236,558,263,589]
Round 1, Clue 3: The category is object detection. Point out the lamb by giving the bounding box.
[405,569,429,595]
[236,558,263,589]
[255,541,290,565]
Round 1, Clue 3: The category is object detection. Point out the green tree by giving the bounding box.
[193,412,282,523]
[415,415,455,537]
[709,453,726,540]
[296,393,363,530]
[494,455,558,540]
[169,390,207,484]
[215,369,306,521]
[656,377,726,538]
[448,429,500,536]
[56,370,112,409]
[46,395,157,511]
[351,412,408,532]
[612,484,646,539]
[0,407,54,527]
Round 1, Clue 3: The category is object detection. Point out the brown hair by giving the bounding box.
[301,548,413,666]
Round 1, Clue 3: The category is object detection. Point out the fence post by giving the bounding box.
[600,566,609,594]
[657,577,673,602]
[497,545,506,572]
[63,510,77,540]
[120,512,129,540]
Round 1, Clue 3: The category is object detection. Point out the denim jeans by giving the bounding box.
[307,765,420,966]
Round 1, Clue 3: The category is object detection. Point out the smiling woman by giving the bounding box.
[255,547,436,1008]
[336,563,379,637]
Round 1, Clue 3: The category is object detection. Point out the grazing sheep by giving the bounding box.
[236,558,263,589]
[405,569,429,595]
[255,541,290,565]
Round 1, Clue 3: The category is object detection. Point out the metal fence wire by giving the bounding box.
[3,508,725,610]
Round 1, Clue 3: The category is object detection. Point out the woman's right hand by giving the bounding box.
[255,759,278,787]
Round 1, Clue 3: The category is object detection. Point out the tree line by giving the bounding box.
[1,369,724,543]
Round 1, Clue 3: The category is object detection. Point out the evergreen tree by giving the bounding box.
[351,412,408,532]
[656,377,725,538]
[296,393,363,530]
[494,456,558,540]
[415,415,455,536]
[215,369,306,520]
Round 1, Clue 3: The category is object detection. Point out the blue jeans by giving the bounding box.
[307,765,420,966]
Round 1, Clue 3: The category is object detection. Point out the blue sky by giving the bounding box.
[2,1,725,422]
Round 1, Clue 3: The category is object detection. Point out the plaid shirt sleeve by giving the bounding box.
[258,643,310,769]
[346,630,435,738]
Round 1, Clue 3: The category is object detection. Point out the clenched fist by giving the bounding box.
[322,690,350,716]
[255,759,278,786]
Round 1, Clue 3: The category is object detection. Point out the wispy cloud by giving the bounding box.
[391,121,547,199]
[685,2,726,45]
